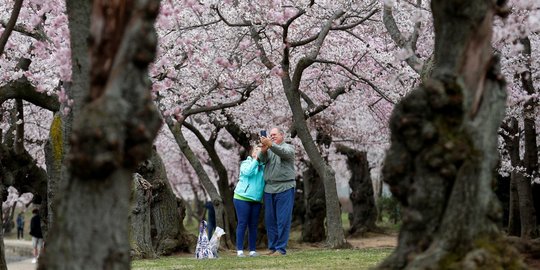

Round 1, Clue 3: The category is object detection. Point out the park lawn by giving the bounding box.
[132,247,393,270]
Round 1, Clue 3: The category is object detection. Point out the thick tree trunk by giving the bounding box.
[301,164,326,242]
[336,144,379,236]
[378,1,526,269]
[129,174,156,259]
[40,1,162,269]
[138,148,192,255]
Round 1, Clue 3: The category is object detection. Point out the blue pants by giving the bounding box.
[264,188,295,254]
[233,199,262,251]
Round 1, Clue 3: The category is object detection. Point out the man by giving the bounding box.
[259,127,295,256]
[29,208,43,264]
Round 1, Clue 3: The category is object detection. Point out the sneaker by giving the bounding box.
[249,252,259,257]
[31,258,37,264]
[237,253,246,258]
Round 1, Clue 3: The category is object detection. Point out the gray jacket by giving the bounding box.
[259,141,295,193]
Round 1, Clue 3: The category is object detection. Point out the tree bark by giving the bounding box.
[301,163,326,242]
[502,118,522,236]
[378,0,526,268]
[336,144,379,236]
[40,1,162,269]
[129,174,156,259]
[0,184,6,270]
[138,147,192,255]
[519,36,539,239]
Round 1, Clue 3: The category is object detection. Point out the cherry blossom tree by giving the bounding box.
[379,0,527,268]
[40,0,163,269]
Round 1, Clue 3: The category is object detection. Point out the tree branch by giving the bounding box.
[382,0,423,73]
[290,9,377,47]
[0,78,61,111]
[212,5,251,27]
[183,83,258,117]
[0,0,24,56]
[313,59,395,104]
[249,26,276,69]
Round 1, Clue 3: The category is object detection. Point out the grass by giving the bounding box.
[131,248,393,270]
[133,212,397,269]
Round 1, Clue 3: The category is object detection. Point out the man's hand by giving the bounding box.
[260,137,272,148]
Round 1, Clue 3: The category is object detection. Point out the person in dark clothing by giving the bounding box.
[204,201,216,238]
[29,209,43,264]
[16,212,24,239]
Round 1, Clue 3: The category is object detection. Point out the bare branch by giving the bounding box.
[330,8,379,30]
[183,83,258,117]
[0,0,24,56]
[212,5,251,27]
[313,59,395,104]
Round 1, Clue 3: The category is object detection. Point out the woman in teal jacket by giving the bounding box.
[233,145,265,257]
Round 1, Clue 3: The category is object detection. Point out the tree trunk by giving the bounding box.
[282,69,348,249]
[519,36,539,239]
[301,164,326,242]
[336,144,379,236]
[138,147,192,255]
[0,184,7,270]
[202,133,236,248]
[502,118,522,236]
[509,173,522,236]
[129,174,156,259]
[378,1,526,268]
[516,172,537,239]
[40,1,162,269]
[167,122,225,238]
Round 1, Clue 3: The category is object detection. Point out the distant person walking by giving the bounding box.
[16,212,24,239]
[29,209,43,264]
[233,145,265,257]
[259,127,295,256]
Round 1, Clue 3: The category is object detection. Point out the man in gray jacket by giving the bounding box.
[259,127,295,256]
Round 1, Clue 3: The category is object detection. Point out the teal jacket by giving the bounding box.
[234,157,265,202]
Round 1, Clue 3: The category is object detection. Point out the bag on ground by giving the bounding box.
[209,226,226,258]
[195,220,214,259]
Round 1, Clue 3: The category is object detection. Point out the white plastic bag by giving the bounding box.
[209,226,226,258]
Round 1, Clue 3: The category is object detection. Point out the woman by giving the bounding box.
[233,145,265,257]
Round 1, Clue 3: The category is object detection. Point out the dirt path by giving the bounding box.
[346,233,397,249]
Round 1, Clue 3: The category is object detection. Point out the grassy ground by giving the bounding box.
[132,213,398,270]
[131,248,393,270]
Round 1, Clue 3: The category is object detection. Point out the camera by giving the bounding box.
[260,130,267,137]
